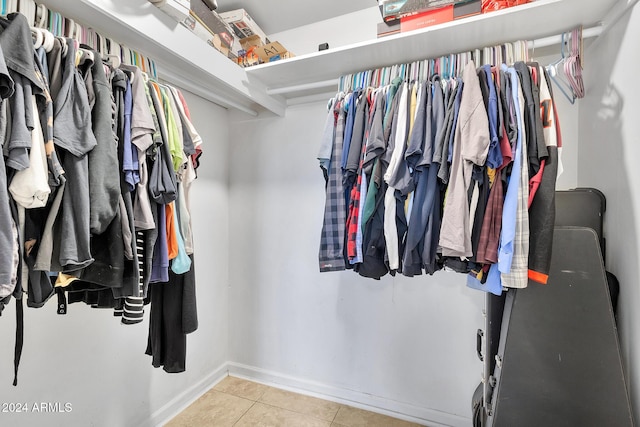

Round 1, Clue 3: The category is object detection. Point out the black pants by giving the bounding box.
[146,256,197,373]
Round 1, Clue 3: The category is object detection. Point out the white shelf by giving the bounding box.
[40,0,621,112]
[42,0,287,116]
[246,0,619,98]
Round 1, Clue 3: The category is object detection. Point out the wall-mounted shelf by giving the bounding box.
[41,0,621,113]
[246,0,619,99]
[42,0,287,116]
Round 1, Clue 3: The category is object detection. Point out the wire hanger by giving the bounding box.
[545,32,576,104]
[564,26,584,99]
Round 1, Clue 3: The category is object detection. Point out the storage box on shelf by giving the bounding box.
[235,35,294,67]
[190,0,235,51]
[394,0,486,34]
[219,8,270,45]
[239,34,263,50]
[379,0,462,22]
[256,42,294,63]
[376,0,503,35]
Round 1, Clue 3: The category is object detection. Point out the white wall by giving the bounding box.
[227,103,484,426]
[0,91,230,427]
[578,3,640,421]
[225,9,582,427]
[269,7,380,56]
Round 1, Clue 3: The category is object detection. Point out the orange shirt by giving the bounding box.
[166,202,179,260]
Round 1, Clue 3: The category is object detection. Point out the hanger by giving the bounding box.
[375,68,382,88]
[34,3,46,28]
[74,22,82,42]
[41,28,54,52]
[450,53,456,79]
[64,17,74,38]
[31,27,42,48]
[564,27,584,98]
[76,47,94,67]
[545,33,576,104]
[338,75,346,92]
[31,27,53,52]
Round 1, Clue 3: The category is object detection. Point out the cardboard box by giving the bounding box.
[189,0,235,49]
[239,34,263,50]
[219,8,269,45]
[400,5,454,32]
[211,33,229,56]
[254,42,294,63]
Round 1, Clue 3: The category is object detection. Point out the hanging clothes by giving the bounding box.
[318,46,564,298]
[0,11,205,383]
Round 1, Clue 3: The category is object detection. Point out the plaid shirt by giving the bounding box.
[475,68,512,265]
[347,92,377,263]
[500,67,530,289]
[319,96,347,272]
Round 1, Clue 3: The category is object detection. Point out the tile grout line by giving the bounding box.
[213,381,262,427]
[232,401,257,427]
[331,404,342,424]
[210,378,422,427]
[260,389,343,424]
[253,401,330,422]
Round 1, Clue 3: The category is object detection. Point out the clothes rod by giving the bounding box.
[267,24,603,96]
[158,69,259,117]
[528,24,603,49]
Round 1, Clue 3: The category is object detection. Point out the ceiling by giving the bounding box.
[216,0,376,35]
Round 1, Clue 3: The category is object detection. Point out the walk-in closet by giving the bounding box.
[0,1,638,426]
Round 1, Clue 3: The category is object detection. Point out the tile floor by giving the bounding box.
[166,375,426,427]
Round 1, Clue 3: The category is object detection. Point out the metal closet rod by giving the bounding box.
[267,24,604,96]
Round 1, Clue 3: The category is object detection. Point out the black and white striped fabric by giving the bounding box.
[122,231,145,325]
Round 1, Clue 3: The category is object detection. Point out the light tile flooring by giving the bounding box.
[166,376,426,427]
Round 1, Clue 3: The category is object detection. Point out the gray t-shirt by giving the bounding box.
[439,61,491,258]
[53,38,97,271]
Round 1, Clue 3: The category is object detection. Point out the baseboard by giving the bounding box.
[227,362,471,427]
[146,362,229,427]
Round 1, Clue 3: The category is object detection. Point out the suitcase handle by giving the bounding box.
[477,329,484,362]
